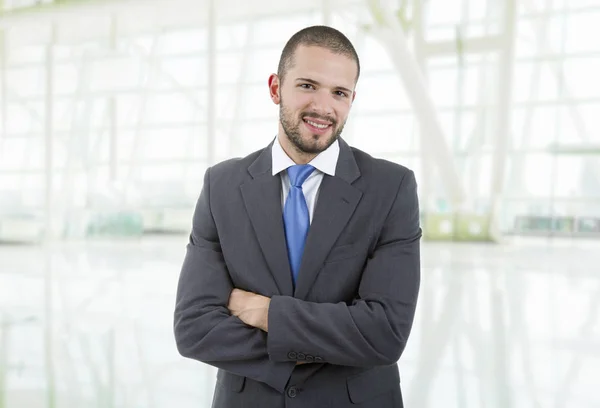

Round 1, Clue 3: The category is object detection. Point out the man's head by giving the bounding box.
[268,26,360,161]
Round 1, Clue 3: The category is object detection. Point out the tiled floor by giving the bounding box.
[0,236,598,407]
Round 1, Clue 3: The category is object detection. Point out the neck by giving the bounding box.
[277,132,317,165]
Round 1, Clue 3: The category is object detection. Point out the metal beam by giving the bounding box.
[549,143,600,155]
[422,35,504,57]
[366,0,467,207]
[0,0,358,30]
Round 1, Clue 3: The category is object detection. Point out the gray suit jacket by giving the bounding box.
[174,138,421,408]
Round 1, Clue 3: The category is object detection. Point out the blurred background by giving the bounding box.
[0,0,599,407]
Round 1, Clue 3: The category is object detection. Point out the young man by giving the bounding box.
[174,25,421,408]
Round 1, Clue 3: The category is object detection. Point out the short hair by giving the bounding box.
[277,25,360,84]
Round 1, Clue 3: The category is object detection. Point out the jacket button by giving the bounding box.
[315,356,323,362]
[297,353,306,360]
[306,355,314,362]
[287,386,298,398]
[287,352,297,359]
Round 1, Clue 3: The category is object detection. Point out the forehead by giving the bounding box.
[288,45,357,89]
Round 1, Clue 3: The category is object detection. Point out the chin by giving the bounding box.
[298,135,335,154]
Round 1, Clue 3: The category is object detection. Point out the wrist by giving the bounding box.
[261,298,271,331]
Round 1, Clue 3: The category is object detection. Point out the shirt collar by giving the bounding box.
[272,136,339,176]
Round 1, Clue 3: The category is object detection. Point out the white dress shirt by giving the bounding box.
[272,136,340,224]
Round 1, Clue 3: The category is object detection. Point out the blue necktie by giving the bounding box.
[283,164,315,286]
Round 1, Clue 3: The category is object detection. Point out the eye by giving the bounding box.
[335,91,348,97]
[299,83,315,90]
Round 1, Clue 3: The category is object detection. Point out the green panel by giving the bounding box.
[423,212,495,242]
[422,213,455,241]
[548,143,600,155]
[86,211,144,237]
[454,213,493,241]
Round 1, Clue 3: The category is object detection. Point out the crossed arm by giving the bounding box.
[173,167,421,392]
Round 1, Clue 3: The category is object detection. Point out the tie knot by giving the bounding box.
[287,164,315,187]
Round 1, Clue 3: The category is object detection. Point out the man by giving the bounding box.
[174,25,421,408]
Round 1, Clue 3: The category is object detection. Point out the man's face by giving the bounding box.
[272,45,357,155]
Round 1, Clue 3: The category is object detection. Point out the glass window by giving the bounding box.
[521,153,554,197]
[351,114,416,155]
[217,23,252,51]
[143,93,199,124]
[156,56,207,88]
[574,104,600,142]
[158,28,207,55]
[89,57,143,92]
[229,120,277,156]
[243,47,283,84]
[253,14,318,47]
[239,84,279,120]
[6,44,45,65]
[358,36,395,73]
[553,156,584,196]
[353,73,411,113]
[565,10,600,52]
[425,0,465,25]
[513,62,560,102]
[6,102,44,134]
[6,67,45,97]
[563,57,600,98]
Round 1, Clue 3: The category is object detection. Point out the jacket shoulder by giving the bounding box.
[207,147,264,182]
[349,146,414,182]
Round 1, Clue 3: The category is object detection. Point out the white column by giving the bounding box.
[488,0,517,238]
[44,25,56,240]
[206,0,217,166]
[109,14,118,183]
[411,0,435,211]
[44,250,56,408]
[0,29,6,155]
[204,3,218,403]
[227,22,254,160]
[0,315,7,408]
[322,0,332,26]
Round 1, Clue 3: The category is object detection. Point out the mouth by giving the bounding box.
[302,117,333,135]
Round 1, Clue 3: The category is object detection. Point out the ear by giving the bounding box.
[268,74,281,104]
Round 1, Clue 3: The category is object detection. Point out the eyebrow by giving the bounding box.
[295,77,353,95]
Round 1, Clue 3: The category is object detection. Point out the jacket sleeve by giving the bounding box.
[266,170,421,367]
[173,167,295,393]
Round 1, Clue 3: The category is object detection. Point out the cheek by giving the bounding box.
[335,106,351,123]
[333,96,351,111]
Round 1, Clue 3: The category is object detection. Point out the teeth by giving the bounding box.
[305,119,329,129]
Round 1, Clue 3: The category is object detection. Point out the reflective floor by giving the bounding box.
[0,236,598,407]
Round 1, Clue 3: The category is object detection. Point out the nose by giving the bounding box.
[309,90,334,117]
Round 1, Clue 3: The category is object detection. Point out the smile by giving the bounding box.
[303,118,332,130]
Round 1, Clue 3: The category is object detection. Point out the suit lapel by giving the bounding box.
[240,143,294,297]
[294,139,363,300]
[240,138,362,299]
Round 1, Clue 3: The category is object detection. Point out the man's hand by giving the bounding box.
[227,288,271,332]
